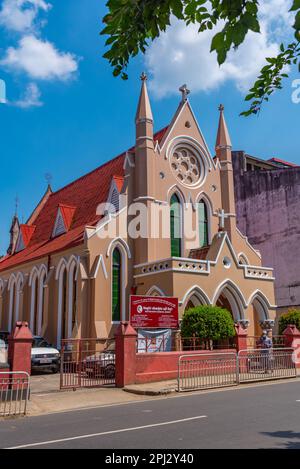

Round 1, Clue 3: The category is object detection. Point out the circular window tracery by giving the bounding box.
[171,146,201,186]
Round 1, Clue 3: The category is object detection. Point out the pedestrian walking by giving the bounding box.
[257,330,273,373]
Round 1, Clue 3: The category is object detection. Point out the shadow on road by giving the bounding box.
[261,430,300,449]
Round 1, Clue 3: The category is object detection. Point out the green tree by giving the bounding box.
[101,0,300,116]
[279,309,300,334]
[181,305,236,340]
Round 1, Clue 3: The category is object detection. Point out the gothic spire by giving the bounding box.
[135,72,153,124]
[215,104,232,150]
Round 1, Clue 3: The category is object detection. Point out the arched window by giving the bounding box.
[238,254,248,266]
[112,248,121,322]
[32,275,39,335]
[57,264,68,347]
[0,280,3,328]
[38,270,47,336]
[61,268,67,340]
[15,274,24,323]
[198,200,209,248]
[170,194,182,257]
[8,280,16,332]
[71,268,77,332]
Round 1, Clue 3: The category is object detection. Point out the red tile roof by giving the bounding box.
[0,128,168,272]
[189,246,210,260]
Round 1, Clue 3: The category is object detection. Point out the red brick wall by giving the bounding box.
[135,349,235,384]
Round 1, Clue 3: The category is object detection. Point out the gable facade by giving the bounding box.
[0,78,276,347]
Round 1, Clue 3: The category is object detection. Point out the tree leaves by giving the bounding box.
[101,0,300,115]
[241,42,300,116]
[290,0,300,12]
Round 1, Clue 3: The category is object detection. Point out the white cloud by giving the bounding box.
[0,0,51,33]
[145,0,294,98]
[0,35,78,80]
[13,82,43,108]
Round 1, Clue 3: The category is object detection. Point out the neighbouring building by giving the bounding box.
[233,151,300,328]
[0,77,276,347]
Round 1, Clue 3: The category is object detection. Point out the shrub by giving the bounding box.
[278,309,300,335]
[181,305,236,340]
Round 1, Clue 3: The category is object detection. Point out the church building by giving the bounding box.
[0,77,276,347]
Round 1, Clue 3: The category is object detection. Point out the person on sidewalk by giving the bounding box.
[257,330,273,373]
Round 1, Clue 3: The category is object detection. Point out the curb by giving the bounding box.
[123,387,176,396]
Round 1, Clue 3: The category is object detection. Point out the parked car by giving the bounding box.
[0,338,8,363]
[0,331,9,344]
[31,336,60,373]
[84,342,115,380]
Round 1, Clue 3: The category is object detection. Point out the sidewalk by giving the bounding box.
[26,370,300,417]
[26,373,177,417]
[28,386,157,417]
[124,380,177,395]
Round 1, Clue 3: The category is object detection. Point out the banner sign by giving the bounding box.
[137,329,172,353]
[130,295,179,329]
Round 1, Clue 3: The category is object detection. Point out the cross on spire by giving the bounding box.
[140,72,147,82]
[217,208,230,231]
[45,172,53,187]
[179,84,190,103]
[14,195,19,216]
[218,104,224,112]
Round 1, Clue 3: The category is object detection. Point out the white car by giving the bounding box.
[31,336,60,373]
[0,339,8,364]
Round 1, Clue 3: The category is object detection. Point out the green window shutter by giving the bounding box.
[112,248,121,322]
[170,194,182,257]
[199,201,209,248]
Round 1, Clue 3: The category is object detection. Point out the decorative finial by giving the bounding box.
[14,195,19,216]
[45,172,53,187]
[218,104,224,112]
[140,72,147,82]
[179,84,190,103]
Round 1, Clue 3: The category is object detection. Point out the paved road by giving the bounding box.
[1,380,300,449]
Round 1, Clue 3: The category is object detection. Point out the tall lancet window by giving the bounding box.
[9,281,16,331]
[198,201,209,248]
[170,194,182,257]
[61,269,67,340]
[72,270,77,331]
[112,248,121,322]
[32,276,39,335]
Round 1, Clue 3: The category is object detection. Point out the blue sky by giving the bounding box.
[0,0,299,255]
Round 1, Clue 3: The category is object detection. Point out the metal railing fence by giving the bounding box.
[246,336,286,349]
[179,336,236,351]
[0,371,30,417]
[178,348,297,392]
[178,352,238,392]
[136,335,237,353]
[238,348,297,383]
[60,338,116,390]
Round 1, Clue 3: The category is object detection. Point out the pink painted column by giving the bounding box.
[115,322,138,388]
[235,323,248,352]
[8,322,33,376]
[283,324,300,368]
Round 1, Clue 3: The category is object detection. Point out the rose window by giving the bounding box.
[171,147,201,185]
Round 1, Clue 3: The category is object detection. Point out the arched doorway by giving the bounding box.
[249,293,270,337]
[216,294,233,316]
[183,287,210,313]
[213,281,246,322]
